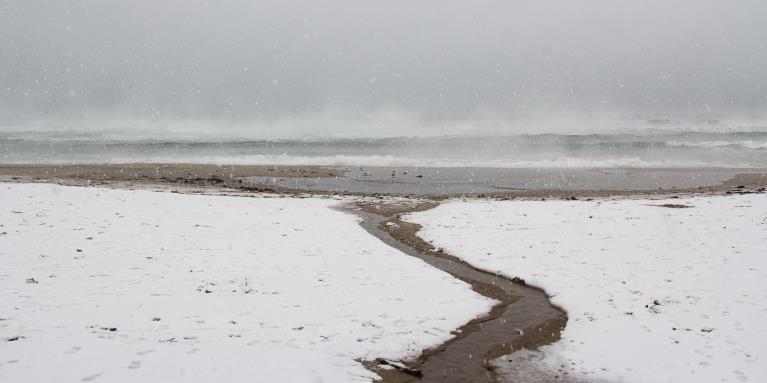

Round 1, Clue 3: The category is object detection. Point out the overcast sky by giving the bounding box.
[1,0,766,136]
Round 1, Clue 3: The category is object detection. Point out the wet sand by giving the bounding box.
[243,166,767,198]
[2,164,766,198]
[0,163,341,187]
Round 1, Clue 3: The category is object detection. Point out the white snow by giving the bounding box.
[406,195,767,383]
[0,183,494,383]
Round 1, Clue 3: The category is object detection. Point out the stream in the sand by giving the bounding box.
[346,203,567,383]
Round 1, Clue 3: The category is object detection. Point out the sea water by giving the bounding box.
[2,129,767,168]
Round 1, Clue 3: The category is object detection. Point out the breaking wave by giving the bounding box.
[2,130,766,168]
[665,140,767,150]
[100,154,753,169]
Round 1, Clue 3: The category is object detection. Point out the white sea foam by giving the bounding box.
[97,154,755,169]
[666,140,767,150]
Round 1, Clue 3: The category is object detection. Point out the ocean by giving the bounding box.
[2,129,767,168]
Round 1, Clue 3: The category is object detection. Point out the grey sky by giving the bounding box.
[1,0,766,136]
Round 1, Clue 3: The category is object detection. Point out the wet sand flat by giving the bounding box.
[244,166,767,197]
[2,164,765,197]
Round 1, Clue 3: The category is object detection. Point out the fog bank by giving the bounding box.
[2,0,766,137]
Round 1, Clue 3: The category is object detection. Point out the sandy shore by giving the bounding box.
[243,166,767,198]
[0,164,341,188]
[1,164,765,198]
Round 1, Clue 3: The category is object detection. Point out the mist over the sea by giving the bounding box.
[2,0,766,139]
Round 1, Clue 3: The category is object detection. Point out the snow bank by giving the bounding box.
[0,183,493,382]
[406,195,767,383]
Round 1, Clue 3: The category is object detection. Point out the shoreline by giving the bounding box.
[1,163,766,199]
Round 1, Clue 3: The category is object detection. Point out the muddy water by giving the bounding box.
[347,203,567,383]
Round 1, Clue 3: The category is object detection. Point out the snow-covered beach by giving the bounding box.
[2,178,766,383]
[0,183,493,382]
[406,195,767,383]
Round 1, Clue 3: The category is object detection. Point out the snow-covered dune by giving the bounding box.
[406,195,767,383]
[0,183,493,382]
